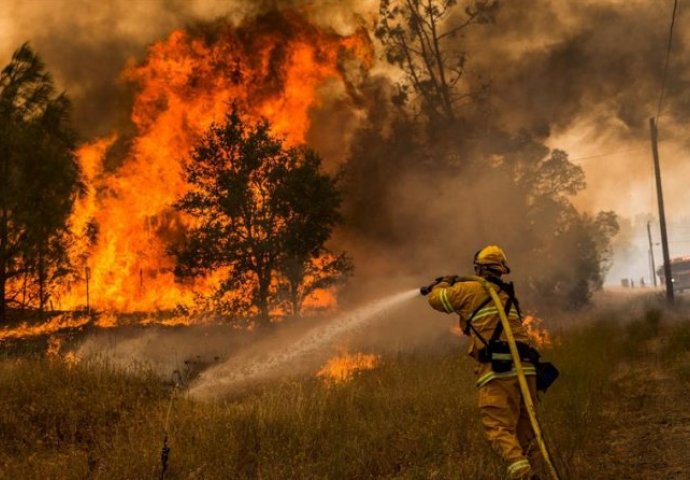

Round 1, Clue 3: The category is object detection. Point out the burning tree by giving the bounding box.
[173,110,351,326]
[0,44,81,322]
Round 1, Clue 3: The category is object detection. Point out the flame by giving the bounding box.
[316,351,380,384]
[94,313,118,328]
[449,316,553,347]
[56,13,372,318]
[0,314,90,340]
[140,315,193,327]
[522,315,552,347]
[302,288,337,310]
[46,335,62,357]
[45,335,79,365]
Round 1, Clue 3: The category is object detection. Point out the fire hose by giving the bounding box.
[422,276,561,480]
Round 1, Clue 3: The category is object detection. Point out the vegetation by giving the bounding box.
[376,0,498,123]
[0,44,81,322]
[173,110,351,326]
[346,0,618,309]
[2,304,676,479]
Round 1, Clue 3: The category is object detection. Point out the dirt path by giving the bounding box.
[595,343,690,479]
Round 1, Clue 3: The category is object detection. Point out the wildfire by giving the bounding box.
[0,313,90,341]
[58,13,372,316]
[45,335,79,365]
[316,351,380,384]
[448,315,553,348]
[46,335,61,357]
[523,315,552,347]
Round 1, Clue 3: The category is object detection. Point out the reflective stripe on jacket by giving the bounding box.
[428,279,535,387]
[476,365,537,388]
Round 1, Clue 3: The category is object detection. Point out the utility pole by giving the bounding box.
[649,117,674,303]
[647,221,658,287]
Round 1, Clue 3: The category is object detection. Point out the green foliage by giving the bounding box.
[0,44,81,320]
[174,110,351,326]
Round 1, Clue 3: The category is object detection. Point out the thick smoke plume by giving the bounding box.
[5,0,689,217]
[0,0,377,137]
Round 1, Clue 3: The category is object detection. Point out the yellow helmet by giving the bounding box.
[473,245,510,274]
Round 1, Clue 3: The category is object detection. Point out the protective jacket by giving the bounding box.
[428,278,536,388]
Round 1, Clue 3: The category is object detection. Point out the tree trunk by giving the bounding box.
[257,276,270,328]
[290,279,301,318]
[38,246,45,321]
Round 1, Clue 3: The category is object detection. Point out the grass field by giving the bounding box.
[1,295,688,479]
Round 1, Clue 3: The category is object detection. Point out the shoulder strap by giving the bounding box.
[489,281,519,343]
[463,281,504,346]
[463,297,493,347]
[463,297,493,334]
[489,296,513,343]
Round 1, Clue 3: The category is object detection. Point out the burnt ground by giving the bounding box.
[594,339,690,479]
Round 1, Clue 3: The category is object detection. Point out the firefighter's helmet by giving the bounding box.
[474,245,510,274]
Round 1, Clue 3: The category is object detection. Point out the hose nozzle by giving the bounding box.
[419,276,445,296]
[420,285,434,296]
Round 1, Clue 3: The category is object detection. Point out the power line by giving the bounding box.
[656,0,679,121]
[568,148,645,162]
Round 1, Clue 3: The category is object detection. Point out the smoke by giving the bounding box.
[6,0,688,211]
[476,1,690,278]
[342,0,690,289]
[464,0,690,220]
[0,0,377,137]
[5,0,690,306]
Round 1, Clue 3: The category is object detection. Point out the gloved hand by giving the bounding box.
[439,275,460,285]
[421,275,461,296]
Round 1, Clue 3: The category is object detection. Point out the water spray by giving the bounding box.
[189,289,419,398]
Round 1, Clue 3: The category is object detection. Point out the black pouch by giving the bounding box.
[488,340,513,373]
[536,361,559,392]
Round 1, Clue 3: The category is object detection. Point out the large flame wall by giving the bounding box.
[59,15,372,313]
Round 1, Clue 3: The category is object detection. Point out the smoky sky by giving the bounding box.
[0,0,375,137]
[3,1,688,145]
[3,0,690,283]
[470,0,690,138]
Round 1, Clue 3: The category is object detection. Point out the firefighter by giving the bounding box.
[427,245,539,480]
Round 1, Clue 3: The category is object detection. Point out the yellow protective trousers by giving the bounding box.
[478,375,538,479]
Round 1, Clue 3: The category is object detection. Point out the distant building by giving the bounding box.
[657,257,690,293]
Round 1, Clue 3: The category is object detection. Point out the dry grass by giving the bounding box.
[0,304,673,480]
